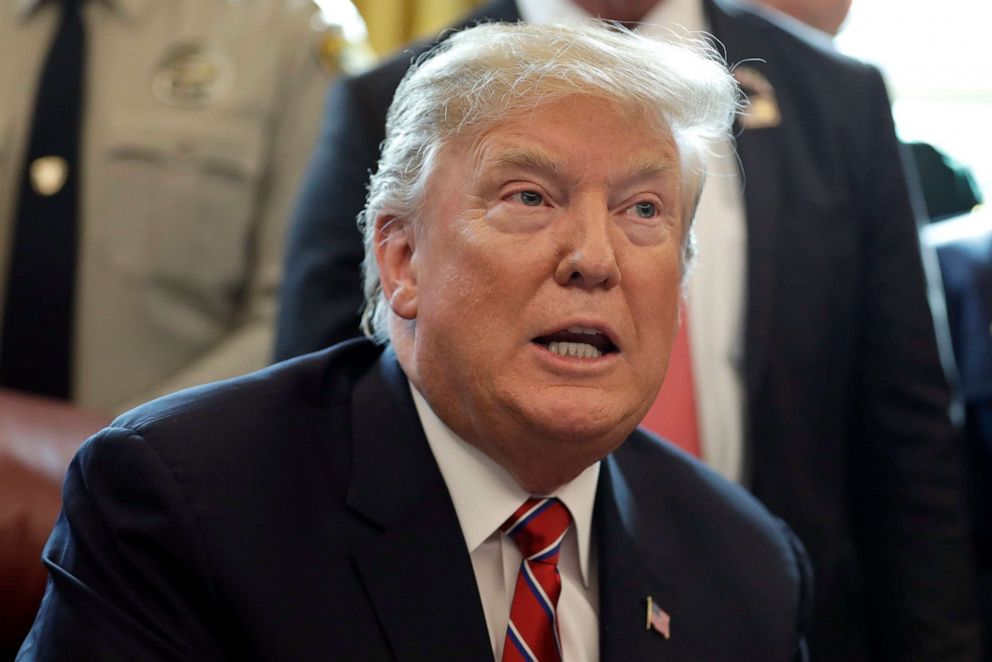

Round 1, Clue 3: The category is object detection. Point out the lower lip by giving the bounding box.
[529,341,621,374]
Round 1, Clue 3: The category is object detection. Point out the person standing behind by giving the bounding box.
[275,0,981,659]
[0,0,370,414]
[757,0,990,655]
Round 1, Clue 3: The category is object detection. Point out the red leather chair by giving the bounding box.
[0,390,106,656]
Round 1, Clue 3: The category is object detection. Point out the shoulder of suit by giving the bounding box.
[619,431,809,587]
[335,41,426,119]
[617,430,785,534]
[111,338,383,437]
[927,214,992,272]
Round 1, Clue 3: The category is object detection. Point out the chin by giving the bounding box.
[520,396,636,447]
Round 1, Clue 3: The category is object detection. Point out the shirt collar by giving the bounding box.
[741,0,836,49]
[410,382,601,586]
[516,0,708,34]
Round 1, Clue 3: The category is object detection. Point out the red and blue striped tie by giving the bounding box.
[501,497,572,662]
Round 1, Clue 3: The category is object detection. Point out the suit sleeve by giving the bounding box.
[16,428,223,661]
[848,67,981,660]
[275,74,384,360]
[780,518,814,662]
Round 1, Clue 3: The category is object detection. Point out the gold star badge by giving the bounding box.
[734,65,781,130]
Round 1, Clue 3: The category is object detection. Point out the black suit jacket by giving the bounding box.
[274,1,980,659]
[17,340,811,660]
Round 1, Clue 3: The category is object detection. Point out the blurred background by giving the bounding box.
[836,0,991,203]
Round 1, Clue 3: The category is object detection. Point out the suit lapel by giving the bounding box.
[706,0,787,403]
[597,455,684,661]
[346,349,492,660]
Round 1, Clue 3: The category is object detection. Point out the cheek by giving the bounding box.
[418,239,523,336]
[441,227,548,298]
[625,251,683,336]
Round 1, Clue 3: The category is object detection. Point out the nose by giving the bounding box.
[554,197,621,289]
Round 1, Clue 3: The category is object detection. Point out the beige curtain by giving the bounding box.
[353,0,483,56]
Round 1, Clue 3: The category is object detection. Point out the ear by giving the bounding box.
[374,214,418,320]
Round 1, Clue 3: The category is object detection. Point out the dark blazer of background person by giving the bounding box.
[274,0,979,659]
[925,211,992,658]
[16,340,812,660]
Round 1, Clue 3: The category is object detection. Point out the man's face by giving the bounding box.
[382,96,686,491]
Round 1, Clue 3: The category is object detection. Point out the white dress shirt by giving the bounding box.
[517,0,749,483]
[410,384,601,661]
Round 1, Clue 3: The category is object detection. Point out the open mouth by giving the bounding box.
[532,326,619,359]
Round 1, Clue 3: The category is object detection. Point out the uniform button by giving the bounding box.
[29,155,69,196]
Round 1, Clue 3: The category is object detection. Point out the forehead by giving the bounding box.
[455,95,681,180]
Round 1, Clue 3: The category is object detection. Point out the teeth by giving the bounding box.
[548,341,603,358]
[567,326,602,335]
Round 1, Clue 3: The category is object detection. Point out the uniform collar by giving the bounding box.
[15,0,154,21]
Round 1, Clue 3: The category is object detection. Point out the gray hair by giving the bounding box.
[360,21,740,343]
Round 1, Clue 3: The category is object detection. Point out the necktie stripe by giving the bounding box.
[507,621,539,662]
[522,562,557,623]
[501,497,571,662]
[529,530,567,561]
[504,498,553,535]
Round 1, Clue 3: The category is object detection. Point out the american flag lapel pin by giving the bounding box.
[646,595,671,640]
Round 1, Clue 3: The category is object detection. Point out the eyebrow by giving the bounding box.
[622,156,679,182]
[487,148,564,176]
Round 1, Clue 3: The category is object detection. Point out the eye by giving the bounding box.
[632,201,658,219]
[513,190,544,207]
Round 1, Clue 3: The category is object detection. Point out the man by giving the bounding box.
[275,0,980,659]
[18,22,811,660]
[755,0,989,652]
[0,0,369,414]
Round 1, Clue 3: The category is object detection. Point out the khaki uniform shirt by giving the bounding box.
[0,0,369,412]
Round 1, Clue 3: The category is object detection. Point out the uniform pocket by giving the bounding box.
[95,111,266,300]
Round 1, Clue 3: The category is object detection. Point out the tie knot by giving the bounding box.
[501,497,571,564]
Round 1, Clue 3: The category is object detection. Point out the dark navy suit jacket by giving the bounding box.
[926,212,992,630]
[274,1,979,659]
[18,340,811,660]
